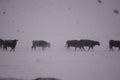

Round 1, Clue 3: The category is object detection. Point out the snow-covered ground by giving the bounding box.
[0,46,120,80]
[0,0,120,80]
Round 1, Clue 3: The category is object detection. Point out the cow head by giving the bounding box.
[14,39,18,42]
[47,43,50,48]
[0,39,4,43]
[96,41,100,46]
[0,39,4,48]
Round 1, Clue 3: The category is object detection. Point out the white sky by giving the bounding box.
[0,0,120,47]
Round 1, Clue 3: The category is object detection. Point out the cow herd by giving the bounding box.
[0,38,120,52]
[66,39,100,51]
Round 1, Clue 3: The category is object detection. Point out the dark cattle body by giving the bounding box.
[79,39,100,51]
[34,77,60,80]
[0,39,4,49]
[97,0,102,3]
[109,40,120,51]
[66,39,100,51]
[3,39,18,51]
[66,40,82,51]
[31,40,50,50]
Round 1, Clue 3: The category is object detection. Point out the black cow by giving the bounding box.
[34,77,60,80]
[31,40,50,50]
[80,39,100,51]
[0,39,3,49]
[113,9,119,14]
[109,40,120,51]
[3,39,18,51]
[66,40,82,51]
[97,0,102,3]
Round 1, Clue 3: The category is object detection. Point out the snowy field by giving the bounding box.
[0,0,120,80]
[0,46,120,80]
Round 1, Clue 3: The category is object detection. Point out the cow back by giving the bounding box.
[109,40,120,47]
[80,39,100,46]
[3,39,18,47]
[32,40,50,48]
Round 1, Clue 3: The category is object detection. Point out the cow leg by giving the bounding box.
[32,47,35,50]
[65,44,68,48]
[109,45,113,51]
[9,46,15,51]
[110,47,113,51]
[10,49,13,51]
[79,45,83,51]
[32,46,35,50]
[81,46,85,51]
[75,47,77,51]
[0,46,2,50]
[91,47,94,51]
[111,48,113,51]
[3,46,7,51]
[67,46,70,49]
[118,47,120,51]
[13,47,16,51]
[33,47,36,50]
[42,47,45,50]
[10,47,13,51]
[31,46,33,50]
[79,47,82,51]
[43,48,45,50]
[31,47,34,50]
[88,47,90,51]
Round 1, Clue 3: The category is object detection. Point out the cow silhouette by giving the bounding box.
[3,39,18,51]
[109,40,120,51]
[80,39,100,51]
[31,40,50,50]
[0,39,3,50]
[66,40,82,51]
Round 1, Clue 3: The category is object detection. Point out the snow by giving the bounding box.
[0,46,120,80]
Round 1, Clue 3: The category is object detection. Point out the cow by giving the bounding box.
[109,40,120,51]
[31,40,50,50]
[66,40,82,51]
[34,77,60,80]
[3,39,18,51]
[79,39,100,51]
[97,0,102,3]
[0,39,3,50]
